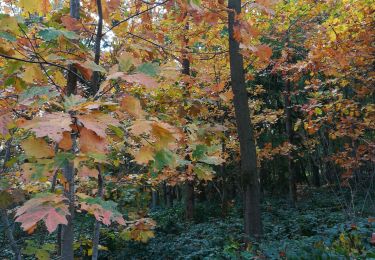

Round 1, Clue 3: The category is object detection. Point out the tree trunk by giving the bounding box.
[284,81,297,207]
[90,0,103,95]
[61,161,75,260]
[185,182,195,220]
[60,2,80,258]
[92,170,104,260]
[310,157,321,187]
[1,209,21,260]
[228,0,262,240]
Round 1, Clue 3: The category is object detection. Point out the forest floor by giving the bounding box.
[1,187,374,259]
[111,187,375,259]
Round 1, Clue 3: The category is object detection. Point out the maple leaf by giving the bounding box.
[58,131,73,151]
[15,194,70,233]
[61,16,82,31]
[77,112,120,138]
[108,72,158,89]
[79,127,108,154]
[120,95,145,119]
[18,112,72,143]
[21,137,55,158]
[78,195,125,226]
[132,146,155,165]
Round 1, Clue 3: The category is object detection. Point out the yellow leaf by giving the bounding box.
[22,64,45,84]
[19,0,51,16]
[21,137,55,158]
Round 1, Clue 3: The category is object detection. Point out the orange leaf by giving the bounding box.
[120,95,145,119]
[79,127,107,154]
[59,131,73,151]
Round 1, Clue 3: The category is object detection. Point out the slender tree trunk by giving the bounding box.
[228,0,262,239]
[181,19,195,220]
[0,141,21,260]
[60,2,80,258]
[0,209,21,260]
[61,162,75,260]
[92,170,104,260]
[66,0,80,96]
[284,80,297,207]
[310,157,321,187]
[90,0,103,95]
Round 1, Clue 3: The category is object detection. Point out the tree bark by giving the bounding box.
[284,81,297,207]
[61,161,75,260]
[92,170,104,260]
[228,0,262,239]
[0,209,21,260]
[90,0,103,95]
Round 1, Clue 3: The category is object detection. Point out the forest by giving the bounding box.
[0,0,374,259]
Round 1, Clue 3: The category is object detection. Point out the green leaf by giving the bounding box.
[39,28,78,41]
[154,149,175,170]
[136,63,159,77]
[20,86,59,103]
[0,31,16,42]
[194,163,214,181]
[192,144,208,160]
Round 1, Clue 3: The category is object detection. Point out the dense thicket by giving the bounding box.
[0,0,374,259]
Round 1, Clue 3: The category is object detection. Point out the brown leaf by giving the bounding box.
[120,95,145,119]
[61,16,82,31]
[21,137,55,158]
[77,112,120,138]
[58,131,73,151]
[18,112,72,143]
[79,127,107,154]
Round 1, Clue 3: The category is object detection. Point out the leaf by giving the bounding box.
[17,112,72,143]
[77,112,120,138]
[0,31,16,42]
[79,196,125,226]
[58,132,73,151]
[107,71,158,89]
[39,28,78,41]
[153,149,176,170]
[61,16,81,31]
[117,52,135,72]
[121,73,158,89]
[82,61,107,73]
[15,193,70,233]
[19,0,51,16]
[21,137,55,158]
[75,63,93,80]
[133,146,154,165]
[136,63,159,77]
[20,86,59,104]
[22,64,46,84]
[120,95,145,119]
[79,127,108,154]
[0,15,19,34]
[194,163,214,181]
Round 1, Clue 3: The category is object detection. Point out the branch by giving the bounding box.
[0,53,90,87]
[103,0,170,36]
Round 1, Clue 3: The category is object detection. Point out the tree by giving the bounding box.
[228,0,262,239]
